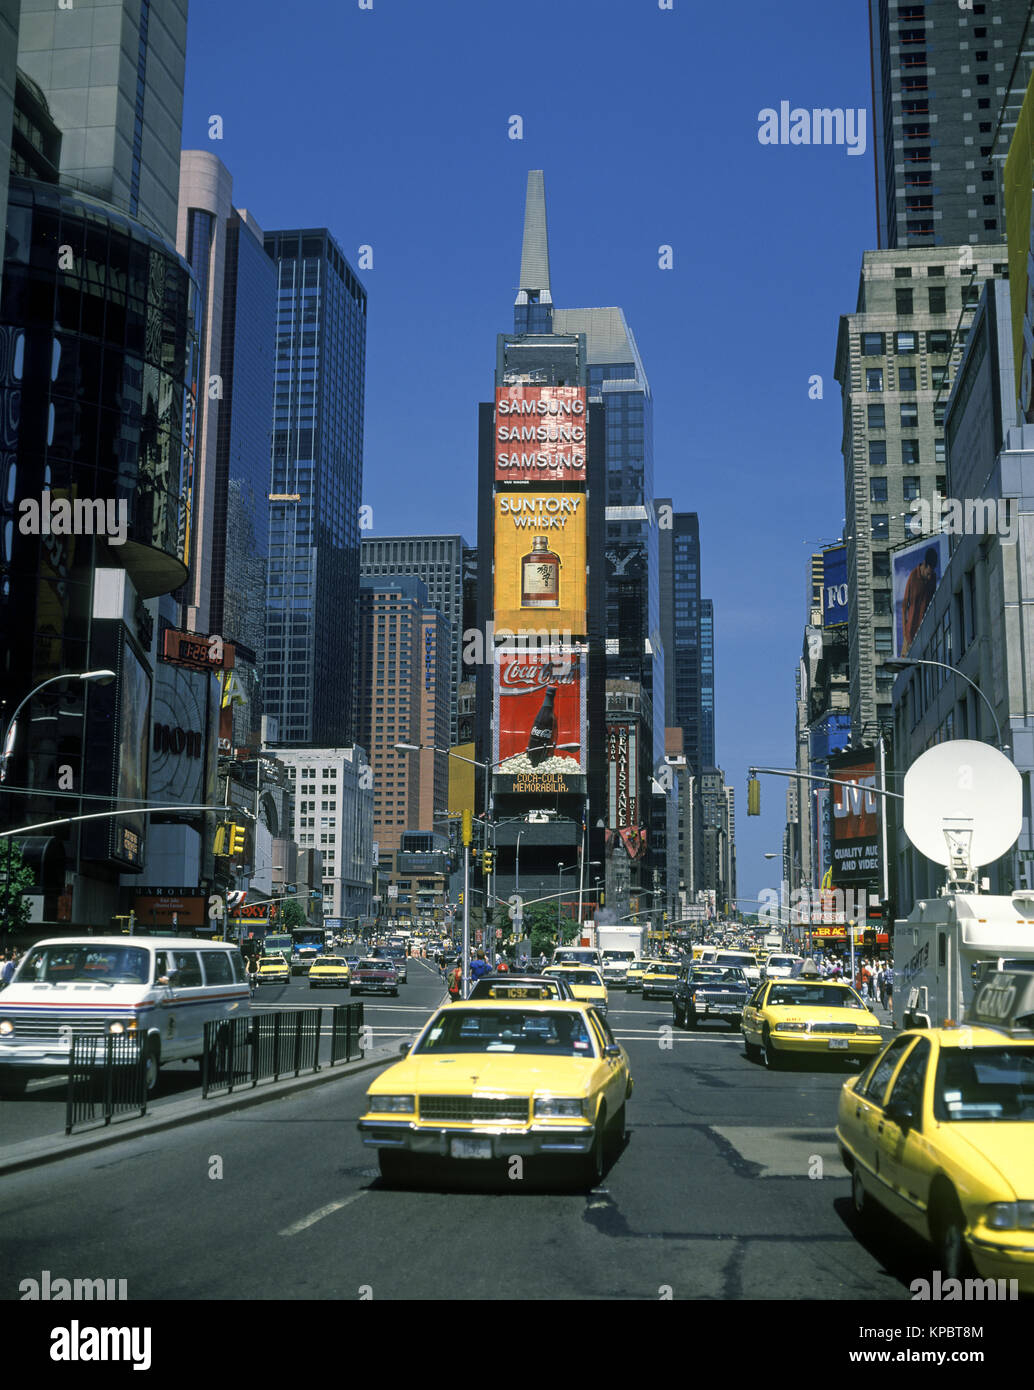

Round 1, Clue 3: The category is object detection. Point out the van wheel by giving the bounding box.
[144,1039,161,1097]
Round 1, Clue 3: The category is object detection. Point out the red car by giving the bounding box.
[350,958,399,997]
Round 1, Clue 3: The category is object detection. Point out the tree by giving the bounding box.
[278,898,307,929]
[0,840,35,935]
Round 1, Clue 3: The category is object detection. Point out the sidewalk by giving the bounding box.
[0,1042,401,1179]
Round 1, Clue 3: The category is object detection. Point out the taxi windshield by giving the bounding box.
[934,1046,1034,1122]
[316,958,345,966]
[414,1009,597,1057]
[560,970,603,986]
[19,944,151,985]
[767,983,865,1009]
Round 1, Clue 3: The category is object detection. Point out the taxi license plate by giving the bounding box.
[451,1137,492,1160]
[827,1039,850,1050]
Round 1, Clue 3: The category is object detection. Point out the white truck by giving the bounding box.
[762,930,782,952]
[894,889,1034,1031]
[596,926,644,988]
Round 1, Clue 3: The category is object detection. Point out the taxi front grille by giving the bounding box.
[419,1096,529,1123]
[6,1012,121,1039]
[811,1021,856,1034]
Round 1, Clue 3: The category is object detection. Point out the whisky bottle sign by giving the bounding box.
[520,537,561,607]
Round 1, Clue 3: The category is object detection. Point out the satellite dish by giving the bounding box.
[903,740,1021,870]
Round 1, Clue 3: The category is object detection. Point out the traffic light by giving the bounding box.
[482,851,494,874]
[458,892,464,905]
[213,823,229,855]
[599,889,604,907]
[228,823,247,857]
[747,777,761,816]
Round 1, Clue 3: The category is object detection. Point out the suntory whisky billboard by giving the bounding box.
[492,647,586,796]
[493,492,587,634]
[494,385,588,484]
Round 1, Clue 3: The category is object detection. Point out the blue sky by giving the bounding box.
[182,0,877,908]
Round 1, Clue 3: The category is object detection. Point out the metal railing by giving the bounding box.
[65,1034,147,1134]
[201,1003,365,1097]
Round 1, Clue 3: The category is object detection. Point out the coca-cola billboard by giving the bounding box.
[495,385,587,485]
[493,648,586,796]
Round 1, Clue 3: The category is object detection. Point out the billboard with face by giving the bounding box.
[492,648,585,796]
[892,532,949,658]
[495,386,587,484]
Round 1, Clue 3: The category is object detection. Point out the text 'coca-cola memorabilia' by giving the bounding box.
[495,385,587,484]
[493,648,586,796]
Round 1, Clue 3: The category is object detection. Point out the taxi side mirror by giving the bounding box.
[398,1042,410,1054]
[885,1099,915,1130]
[604,1043,621,1057]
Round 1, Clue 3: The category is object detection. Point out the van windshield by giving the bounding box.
[19,945,152,985]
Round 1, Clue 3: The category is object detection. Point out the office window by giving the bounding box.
[874,592,892,616]
[927,329,950,353]
[896,332,917,354]
[902,476,920,501]
[874,627,894,654]
[898,366,917,391]
[935,438,945,463]
[928,287,946,314]
[926,265,944,277]
[871,515,890,539]
[932,365,948,389]
[900,402,919,428]
[860,332,885,356]
[868,404,886,429]
[902,438,920,466]
[871,478,888,504]
[869,440,887,468]
[894,267,913,279]
[873,552,890,578]
[896,289,913,314]
[866,368,884,392]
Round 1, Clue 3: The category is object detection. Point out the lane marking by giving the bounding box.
[279,1189,368,1236]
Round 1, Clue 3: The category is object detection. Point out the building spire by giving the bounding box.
[516,170,552,306]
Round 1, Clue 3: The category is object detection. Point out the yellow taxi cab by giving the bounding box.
[624,959,649,991]
[641,960,681,1000]
[308,955,351,989]
[740,969,883,1067]
[542,966,609,1017]
[357,998,633,1187]
[256,953,290,985]
[837,970,1034,1293]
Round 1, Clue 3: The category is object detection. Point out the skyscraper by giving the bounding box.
[700,597,715,771]
[263,229,366,747]
[869,0,1033,251]
[360,534,468,745]
[16,0,189,243]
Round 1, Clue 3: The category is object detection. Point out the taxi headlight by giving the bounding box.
[367,1094,414,1114]
[775,1022,809,1032]
[856,1026,882,1035]
[987,1201,1034,1230]
[0,1019,13,1036]
[534,1097,586,1119]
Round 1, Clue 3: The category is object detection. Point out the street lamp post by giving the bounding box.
[883,657,1006,750]
[1,669,116,783]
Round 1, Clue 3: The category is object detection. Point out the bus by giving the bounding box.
[262,932,294,963]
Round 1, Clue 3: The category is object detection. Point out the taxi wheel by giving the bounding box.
[762,1027,781,1070]
[607,1102,628,1157]
[931,1191,972,1281]
[850,1165,871,1223]
[579,1107,607,1188]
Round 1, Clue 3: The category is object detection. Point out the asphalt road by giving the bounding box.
[1,973,947,1301]
[0,956,448,1147]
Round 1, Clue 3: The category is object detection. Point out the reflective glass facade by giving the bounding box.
[700,598,715,770]
[671,512,702,773]
[263,229,366,746]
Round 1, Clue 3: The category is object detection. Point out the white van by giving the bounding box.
[551,946,603,970]
[0,936,251,1095]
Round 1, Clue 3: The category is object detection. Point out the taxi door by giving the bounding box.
[741,982,769,1046]
[588,1011,629,1114]
[844,1034,916,1196]
[874,1035,936,1234]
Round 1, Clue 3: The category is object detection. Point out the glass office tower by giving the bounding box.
[262,229,366,747]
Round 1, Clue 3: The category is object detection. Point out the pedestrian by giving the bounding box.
[245,952,258,995]
[886,965,894,1016]
[469,950,490,983]
[447,962,463,1001]
[1,952,16,987]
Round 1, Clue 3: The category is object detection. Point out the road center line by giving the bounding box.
[279,1189,368,1237]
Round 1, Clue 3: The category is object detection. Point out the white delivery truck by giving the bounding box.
[893,740,1034,1031]
[763,930,782,952]
[894,891,1034,1030]
[597,926,644,987]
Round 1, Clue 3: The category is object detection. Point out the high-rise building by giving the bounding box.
[176,152,275,743]
[358,575,449,858]
[834,246,1006,729]
[0,0,21,238]
[262,228,366,747]
[360,534,468,745]
[268,747,374,922]
[664,510,703,772]
[700,598,715,770]
[16,0,189,243]
[869,0,1033,251]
